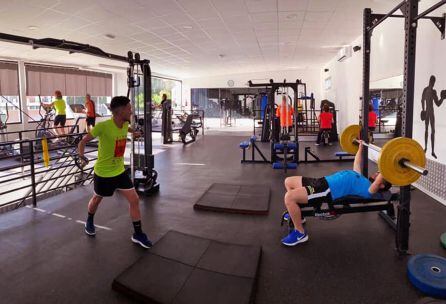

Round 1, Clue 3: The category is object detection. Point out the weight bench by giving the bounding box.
[281,191,399,227]
[240,135,269,164]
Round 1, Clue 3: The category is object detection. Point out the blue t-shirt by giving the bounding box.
[325,170,372,200]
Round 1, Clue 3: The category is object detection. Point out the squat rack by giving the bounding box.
[0,32,159,194]
[248,79,305,161]
[361,0,445,254]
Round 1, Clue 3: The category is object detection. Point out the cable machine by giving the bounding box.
[0,32,160,195]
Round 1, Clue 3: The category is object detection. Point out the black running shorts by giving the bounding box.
[94,171,134,197]
[301,177,332,204]
[86,117,96,126]
[54,115,66,126]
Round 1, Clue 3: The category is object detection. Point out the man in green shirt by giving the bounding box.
[77,96,152,249]
[43,90,67,138]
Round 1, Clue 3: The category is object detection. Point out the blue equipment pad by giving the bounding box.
[239,141,250,149]
[335,151,353,157]
[407,254,446,298]
[250,135,257,142]
[272,162,297,170]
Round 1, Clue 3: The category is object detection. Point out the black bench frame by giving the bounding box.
[240,139,270,164]
[302,146,355,163]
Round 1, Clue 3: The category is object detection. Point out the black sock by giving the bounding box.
[133,221,142,234]
[87,212,95,222]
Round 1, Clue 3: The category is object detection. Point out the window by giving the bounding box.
[0,61,21,123]
[152,76,182,110]
[25,64,112,122]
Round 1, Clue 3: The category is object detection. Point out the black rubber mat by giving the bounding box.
[112,230,261,304]
[193,183,270,215]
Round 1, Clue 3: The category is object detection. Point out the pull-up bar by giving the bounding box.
[368,0,446,33]
[368,0,405,32]
[414,0,446,21]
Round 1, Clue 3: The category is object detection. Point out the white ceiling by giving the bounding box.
[0,0,404,78]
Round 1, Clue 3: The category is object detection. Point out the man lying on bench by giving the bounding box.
[281,140,392,247]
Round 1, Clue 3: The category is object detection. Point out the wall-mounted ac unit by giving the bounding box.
[337,46,352,62]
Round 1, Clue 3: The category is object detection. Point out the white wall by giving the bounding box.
[182,68,322,105]
[413,21,446,162]
[321,18,405,132]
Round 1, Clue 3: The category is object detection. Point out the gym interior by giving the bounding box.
[1,1,446,303]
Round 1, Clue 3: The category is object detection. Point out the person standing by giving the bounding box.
[78,96,152,249]
[368,104,377,143]
[84,94,96,133]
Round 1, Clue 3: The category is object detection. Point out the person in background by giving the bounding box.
[368,104,377,143]
[315,104,333,145]
[275,95,294,134]
[43,90,67,139]
[83,94,96,133]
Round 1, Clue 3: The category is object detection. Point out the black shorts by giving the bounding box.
[54,115,66,126]
[369,127,376,131]
[302,177,332,204]
[86,117,96,126]
[94,171,134,197]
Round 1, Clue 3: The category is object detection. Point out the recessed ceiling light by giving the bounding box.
[104,34,116,40]
[182,25,193,29]
[286,14,297,20]
[28,26,38,30]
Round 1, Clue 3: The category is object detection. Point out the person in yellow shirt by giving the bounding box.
[77,96,152,249]
[43,90,67,138]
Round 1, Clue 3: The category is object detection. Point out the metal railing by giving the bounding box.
[0,132,96,211]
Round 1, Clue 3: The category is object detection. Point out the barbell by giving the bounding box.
[340,124,428,186]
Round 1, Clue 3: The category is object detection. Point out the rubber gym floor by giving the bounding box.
[1,135,445,304]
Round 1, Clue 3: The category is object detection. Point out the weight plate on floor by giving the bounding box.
[340,125,361,155]
[416,297,446,304]
[407,254,446,298]
[378,137,426,186]
[441,233,446,249]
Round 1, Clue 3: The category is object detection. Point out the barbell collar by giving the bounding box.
[399,158,428,176]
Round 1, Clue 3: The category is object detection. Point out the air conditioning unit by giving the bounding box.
[337,46,352,62]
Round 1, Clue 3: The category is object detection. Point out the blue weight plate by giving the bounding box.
[407,254,446,298]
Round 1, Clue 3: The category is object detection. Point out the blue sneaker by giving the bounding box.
[281,229,309,246]
[84,219,96,236]
[131,232,153,249]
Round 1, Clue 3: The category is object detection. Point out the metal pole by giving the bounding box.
[29,141,37,207]
[362,8,372,177]
[397,0,418,255]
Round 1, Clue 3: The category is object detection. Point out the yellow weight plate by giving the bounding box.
[340,125,361,155]
[378,137,426,186]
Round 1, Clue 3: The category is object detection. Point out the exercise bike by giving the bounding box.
[321,129,332,146]
[35,95,56,144]
[0,103,16,158]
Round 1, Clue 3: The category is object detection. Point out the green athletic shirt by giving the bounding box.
[53,98,66,115]
[90,119,129,177]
